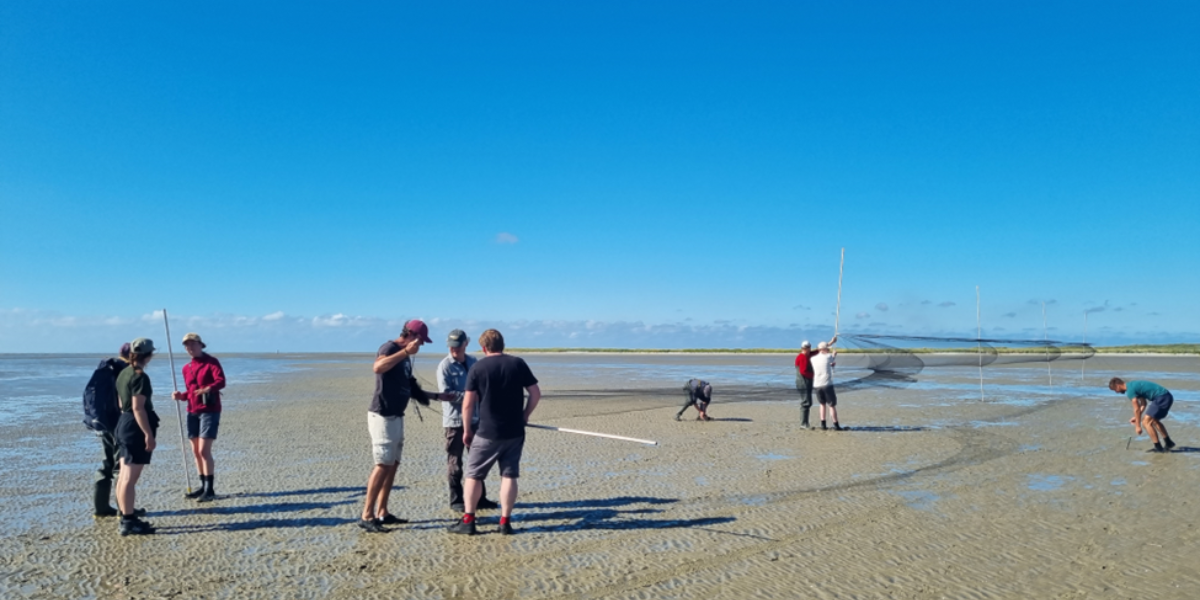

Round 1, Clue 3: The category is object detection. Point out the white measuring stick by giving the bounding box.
[162,309,195,495]
[834,247,844,336]
[527,423,657,446]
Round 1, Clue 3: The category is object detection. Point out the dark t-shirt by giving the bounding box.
[466,354,538,441]
[116,367,153,413]
[371,341,414,417]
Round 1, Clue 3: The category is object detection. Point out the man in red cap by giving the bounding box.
[359,319,454,533]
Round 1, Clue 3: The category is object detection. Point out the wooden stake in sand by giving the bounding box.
[527,423,657,446]
[1043,301,1052,386]
[977,286,984,401]
[161,309,195,496]
[834,248,845,336]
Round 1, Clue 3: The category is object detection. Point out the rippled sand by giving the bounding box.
[2,355,1198,599]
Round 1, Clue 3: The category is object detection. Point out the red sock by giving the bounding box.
[462,513,475,524]
[500,516,510,525]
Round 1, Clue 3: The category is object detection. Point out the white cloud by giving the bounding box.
[263,311,285,321]
[495,232,519,244]
[855,312,870,319]
[875,303,888,312]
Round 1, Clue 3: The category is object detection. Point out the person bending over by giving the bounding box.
[448,329,540,536]
[1110,377,1176,453]
[676,379,713,421]
[172,332,225,502]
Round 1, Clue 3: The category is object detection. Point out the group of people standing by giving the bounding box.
[84,333,225,536]
[795,335,842,430]
[361,320,541,536]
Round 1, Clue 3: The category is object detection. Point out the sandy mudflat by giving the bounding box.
[1,354,1198,599]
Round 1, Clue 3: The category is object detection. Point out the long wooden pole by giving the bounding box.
[1043,302,1052,386]
[834,248,844,336]
[162,309,194,495]
[977,286,984,401]
[527,423,657,446]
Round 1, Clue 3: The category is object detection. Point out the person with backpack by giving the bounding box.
[83,342,141,518]
[675,379,713,421]
[114,338,161,535]
[171,332,225,502]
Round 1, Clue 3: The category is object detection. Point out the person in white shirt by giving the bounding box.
[810,341,843,431]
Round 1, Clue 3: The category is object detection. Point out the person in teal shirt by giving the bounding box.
[1109,378,1176,453]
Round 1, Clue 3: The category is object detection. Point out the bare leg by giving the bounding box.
[463,477,483,513]
[829,405,839,424]
[375,464,399,518]
[196,438,215,476]
[499,477,518,518]
[1142,416,1161,445]
[361,464,391,520]
[115,459,144,515]
[1148,417,1170,442]
[819,403,827,422]
[190,438,205,476]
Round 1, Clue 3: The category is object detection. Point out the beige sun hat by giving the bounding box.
[181,332,207,348]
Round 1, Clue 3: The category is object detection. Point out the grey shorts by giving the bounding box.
[815,385,838,406]
[186,412,221,439]
[1145,393,1174,421]
[465,435,524,480]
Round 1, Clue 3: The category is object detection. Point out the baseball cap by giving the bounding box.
[131,337,156,354]
[182,332,206,348]
[817,341,828,350]
[801,340,811,348]
[404,319,433,343]
[447,329,469,348]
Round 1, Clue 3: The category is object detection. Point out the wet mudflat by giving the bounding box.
[1,354,1197,599]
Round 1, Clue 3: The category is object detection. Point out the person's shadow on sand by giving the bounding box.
[1168,446,1200,453]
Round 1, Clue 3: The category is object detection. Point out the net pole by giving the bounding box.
[1043,301,1051,386]
[1082,312,1087,380]
[977,286,984,401]
[162,309,194,495]
[834,248,844,336]
[527,423,657,446]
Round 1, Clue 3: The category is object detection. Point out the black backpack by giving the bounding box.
[83,358,127,432]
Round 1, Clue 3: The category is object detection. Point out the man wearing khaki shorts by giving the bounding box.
[359,320,453,533]
[448,329,540,536]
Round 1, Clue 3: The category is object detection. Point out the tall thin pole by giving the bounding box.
[162,309,194,495]
[977,286,984,401]
[834,248,844,336]
[1082,312,1088,380]
[1042,301,1051,386]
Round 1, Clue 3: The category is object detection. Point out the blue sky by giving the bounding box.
[2,1,1197,352]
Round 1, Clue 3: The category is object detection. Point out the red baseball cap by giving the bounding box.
[404,319,433,343]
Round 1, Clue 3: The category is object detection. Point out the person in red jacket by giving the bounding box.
[795,335,837,429]
[171,332,226,502]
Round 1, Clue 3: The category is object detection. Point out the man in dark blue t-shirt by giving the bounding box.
[448,329,540,536]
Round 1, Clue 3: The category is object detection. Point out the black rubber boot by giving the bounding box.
[93,479,118,517]
[800,407,811,429]
[197,474,216,503]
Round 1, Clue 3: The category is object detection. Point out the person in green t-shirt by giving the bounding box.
[113,337,161,535]
[1109,377,1176,453]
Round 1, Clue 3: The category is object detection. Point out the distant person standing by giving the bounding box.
[172,332,226,502]
[448,329,541,536]
[359,320,453,533]
[114,338,160,535]
[1109,378,1176,453]
[675,379,713,421]
[82,343,132,518]
[811,341,843,431]
[438,330,499,513]
[795,335,837,429]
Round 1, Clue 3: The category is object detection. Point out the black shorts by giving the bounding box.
[116,411,160,465]
[815,386,838,406]
[1145,393,1173,421]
